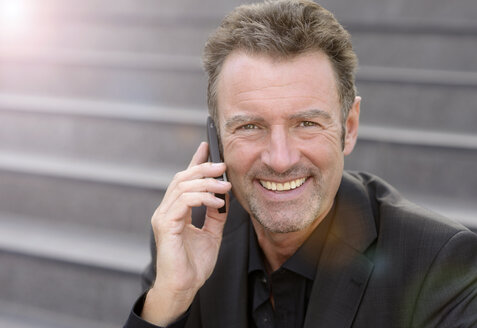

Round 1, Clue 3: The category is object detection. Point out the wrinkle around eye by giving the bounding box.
[293,123,341,143]
[230,125,265,142]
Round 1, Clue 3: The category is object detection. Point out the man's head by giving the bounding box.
[203,0,361,234]
[203,0,358,145]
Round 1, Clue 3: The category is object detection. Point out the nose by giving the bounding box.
[261,126,300,174]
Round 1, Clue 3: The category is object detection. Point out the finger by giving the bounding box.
[187,142,209,169]
[165,192,226,226]
[169,178,231,203]
[160,164,228,212]
[152,191,225,237]
[174,162,227,185]
[202,192,230,237]
[162,180,229,215]
[161,161,227,208]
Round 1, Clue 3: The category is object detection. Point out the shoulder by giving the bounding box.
[343,172,477,325]
[342,171,475,272]
[343,171,469,240]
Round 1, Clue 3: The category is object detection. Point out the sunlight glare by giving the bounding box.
[0,0,31,36]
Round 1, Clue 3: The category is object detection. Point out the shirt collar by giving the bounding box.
[247,202,336,280]
[248,222,265,274]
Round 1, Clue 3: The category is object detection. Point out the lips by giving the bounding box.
[259,177,307,191]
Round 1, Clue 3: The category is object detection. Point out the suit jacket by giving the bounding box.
[139,171,477,327]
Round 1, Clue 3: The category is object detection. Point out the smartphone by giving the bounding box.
[206,116,227,213]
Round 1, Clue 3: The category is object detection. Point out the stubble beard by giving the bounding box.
[245,168,325,234]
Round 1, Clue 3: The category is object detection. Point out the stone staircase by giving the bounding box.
[0,0,475,326]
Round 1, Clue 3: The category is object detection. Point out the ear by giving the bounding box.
[343,96,361,156]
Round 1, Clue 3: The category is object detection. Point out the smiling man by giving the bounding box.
[124,1,477,327]
[217,50,360,273]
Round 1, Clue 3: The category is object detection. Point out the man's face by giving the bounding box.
[216,51,359,233]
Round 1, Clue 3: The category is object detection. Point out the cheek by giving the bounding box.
[223,140,260,176]
[301,138,344,172]
[224,139,260,167]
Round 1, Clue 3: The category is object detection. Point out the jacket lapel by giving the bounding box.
[198,198,250,328]
[304,172,377,328]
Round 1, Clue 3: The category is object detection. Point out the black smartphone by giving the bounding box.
[206,116,227,213]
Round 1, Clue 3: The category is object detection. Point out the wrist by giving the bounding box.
[141,285,197,326]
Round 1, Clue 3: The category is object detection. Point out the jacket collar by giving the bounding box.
[304,171,377,327]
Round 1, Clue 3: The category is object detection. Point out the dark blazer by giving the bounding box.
[140,171,477,327]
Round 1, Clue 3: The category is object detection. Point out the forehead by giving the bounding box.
[216,51,340,119]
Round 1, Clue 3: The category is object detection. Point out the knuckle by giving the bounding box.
[173,170,185,181]
[205,192,217,203]
[177,192,190,203]
[201,178,211,189]
[180,192,201,207]
[151,209,163,226]
[175,180,185,193]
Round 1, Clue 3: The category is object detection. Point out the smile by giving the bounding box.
[259,178,307,191]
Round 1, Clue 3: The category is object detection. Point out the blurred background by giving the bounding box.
[0,0,476,327]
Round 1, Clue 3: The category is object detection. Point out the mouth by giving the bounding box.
[259,177,307,191]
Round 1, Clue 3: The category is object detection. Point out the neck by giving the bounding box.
[251,215,325,273]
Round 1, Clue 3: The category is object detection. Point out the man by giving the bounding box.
[124,0,477,327]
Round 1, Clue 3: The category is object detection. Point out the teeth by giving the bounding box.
[260,178,306,191]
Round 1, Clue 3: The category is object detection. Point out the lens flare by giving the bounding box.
[0,0,31,37]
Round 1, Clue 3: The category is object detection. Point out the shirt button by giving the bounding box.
[261,277,267,284]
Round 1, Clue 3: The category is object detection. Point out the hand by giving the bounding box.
[141,142,231,326]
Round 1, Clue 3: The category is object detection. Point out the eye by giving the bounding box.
[299,121,318,127]
[240,123,258,130]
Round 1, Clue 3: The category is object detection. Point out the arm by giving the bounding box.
[127,142,231,327]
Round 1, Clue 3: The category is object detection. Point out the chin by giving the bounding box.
[250,201,322,234]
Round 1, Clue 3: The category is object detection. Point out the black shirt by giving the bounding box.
[248,205,334,328]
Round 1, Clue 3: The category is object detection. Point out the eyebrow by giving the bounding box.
[224,115,266,131]
[289,109,333,123]
[224,108,333,131]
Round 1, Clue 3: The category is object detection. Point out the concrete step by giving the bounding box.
[357,74,477,134]
[0,300,117,328]
[0,94,207,171]
[0,214,147,326]
[0,212,149,273]
[0,154,169,235]
[345,128,477,203]
[5,0,475,27]
[0,16,212,58]
[352,29,477,71]
[21,0,246,20]
[0,52,206,108]
[3,18,476,71]
[320,0,477,23]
